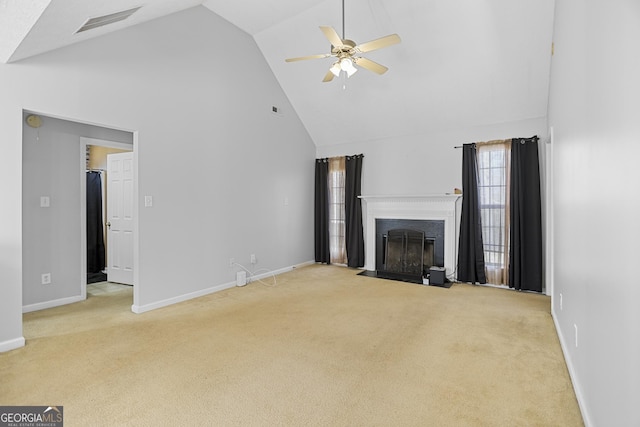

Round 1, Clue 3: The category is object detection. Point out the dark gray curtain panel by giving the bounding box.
[314,158,330,263]
[509,137,543,292]
[345,154,365,268]
[457,144,487,283]
[86,171,105,274]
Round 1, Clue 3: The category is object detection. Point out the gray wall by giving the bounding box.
[548,0,640,425]
[316,117,548,197]
[0,6,316,350]
[22,114,132,308]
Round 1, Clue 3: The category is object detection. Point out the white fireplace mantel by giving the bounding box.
[359,194,462,278]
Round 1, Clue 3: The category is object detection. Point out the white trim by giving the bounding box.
[81,137,133,151]
[22,108,135,134]
[132,132,140,310]
[552,308,592,427]
[131,262,314,314]
[292,260,316,269]
[131,282,237,314]
[23,295,85,313]
[545,129,554,297]
[248,266,295,284]
[80,141,88,301]
[0,337,25,353]
[360,195,462,277]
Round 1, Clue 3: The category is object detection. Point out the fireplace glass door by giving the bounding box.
[385,229,425,277]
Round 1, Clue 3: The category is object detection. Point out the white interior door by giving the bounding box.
[107,152,134,285]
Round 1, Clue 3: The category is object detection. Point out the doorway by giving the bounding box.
[21,112,138,315]
[80,137,133,298]
[85,139,132,284]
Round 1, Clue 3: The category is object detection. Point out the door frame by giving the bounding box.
[545,128,554,298]
[80,137,137,305]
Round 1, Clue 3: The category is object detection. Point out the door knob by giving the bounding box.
[106,221,111,228]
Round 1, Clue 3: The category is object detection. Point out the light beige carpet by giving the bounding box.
[1,265,583,426]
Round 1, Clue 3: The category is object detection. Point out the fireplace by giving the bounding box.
[376,219,444,283]
[360,194,462,279]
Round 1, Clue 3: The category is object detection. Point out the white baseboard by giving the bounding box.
[0,336,25,353]
[22,295,85,313]
[131,281,236,314]
[552,307,592,427]
[293,260,316,269]
[130,261,315,314]
[251,260,316,282]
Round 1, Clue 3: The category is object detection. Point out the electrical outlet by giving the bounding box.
[560,293,563,310]
[229,258,235,267]
[250,254,256,264]
[41,273,51,285]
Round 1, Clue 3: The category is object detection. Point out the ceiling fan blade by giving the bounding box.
[322,70,335,82]
[356,34,401,53]
[354,57,389,75]
[285,53,332,62]
[319,26,343,47]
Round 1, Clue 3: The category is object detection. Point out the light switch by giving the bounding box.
[144,196,153,207]
[40,196,50,208]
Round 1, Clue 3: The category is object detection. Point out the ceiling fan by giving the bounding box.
[285,0,401,82]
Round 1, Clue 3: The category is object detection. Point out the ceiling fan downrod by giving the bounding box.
[341,0,345,40]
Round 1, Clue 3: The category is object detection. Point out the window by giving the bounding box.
[328,157,347,264]
[476,142,511,285]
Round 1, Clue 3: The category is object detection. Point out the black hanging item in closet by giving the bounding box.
[86,171,106,274]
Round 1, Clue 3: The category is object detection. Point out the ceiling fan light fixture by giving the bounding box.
[340,57,352,71]
[330,62,341,77]
[346,66,358,77]
[341,58,358,77]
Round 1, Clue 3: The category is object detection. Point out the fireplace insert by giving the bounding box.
[377,229,435,283]
[375,219,444,284]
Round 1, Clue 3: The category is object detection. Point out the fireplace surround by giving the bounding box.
[359,195,462,279]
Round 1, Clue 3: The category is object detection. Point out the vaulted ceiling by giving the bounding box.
[0,0,555,147]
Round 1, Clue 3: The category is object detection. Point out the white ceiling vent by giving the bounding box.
[75,6,142,34]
